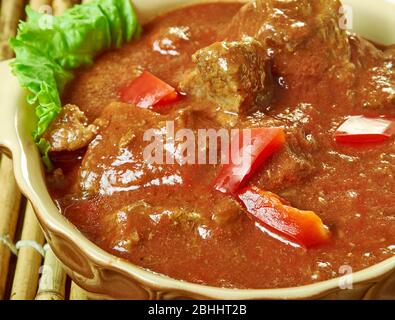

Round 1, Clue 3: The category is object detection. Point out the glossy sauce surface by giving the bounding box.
[46,3,395,289]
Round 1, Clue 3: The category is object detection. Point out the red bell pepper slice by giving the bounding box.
[335,115,394,143]
[213,128,285,195]
[237,186,331,248]
[119,71,179,108]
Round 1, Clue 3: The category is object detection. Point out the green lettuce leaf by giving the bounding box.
[9,0,141,168]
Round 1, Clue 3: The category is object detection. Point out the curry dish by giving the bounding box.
[45,1,395,289]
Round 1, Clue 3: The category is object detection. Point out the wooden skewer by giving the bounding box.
[53,0,80,15]
[29,0,52,12]
[0,156,22,299]
[0,0,87,300]
[10,202,45,300]
[0,0,28,300]
[70,282,89,300]
[52,0,90,301]
[0,0,26,60]
[35,248,67,300]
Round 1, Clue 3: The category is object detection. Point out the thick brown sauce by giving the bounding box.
[47,3,395,289]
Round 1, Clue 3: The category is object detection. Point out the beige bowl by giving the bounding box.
[0,0,394,300]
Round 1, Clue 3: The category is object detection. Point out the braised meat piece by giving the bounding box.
[223,0,353,87]
[99,200,210,254]
[78,103,169,195]
[224,0,394,110]
[44,104,102,152]
[244,113,317,191]
[180,0,355,127]
[180,37,273,127]
[258,127,316,191]
[78,103,217,196]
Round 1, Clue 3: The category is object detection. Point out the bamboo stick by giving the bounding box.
[53,0,79,15]
[10,202,45,300]
[46,0,84,300]
[0,0,25,60]
[0,156,22,299]
[35,248,67,300]
[70,282,89,300]
[39,0,80,300]
[29,0,51,12]
[0,0,26,300]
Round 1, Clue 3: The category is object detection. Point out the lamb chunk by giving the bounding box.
[224,1,393,110]
[100,201,148,254]
[261,128,316,191]
[223,0,353,85]
[78,103,170,195]
[45,104,101,152]
[100,200,212,254]
[78,103,213,196]
[180,38,273,127]
[245,114,317,191]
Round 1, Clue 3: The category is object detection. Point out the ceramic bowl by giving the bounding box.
[0,0,394,299]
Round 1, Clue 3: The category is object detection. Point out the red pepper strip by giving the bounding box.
[213,128,285,195]
[119,71,179,108]
[237,186,331,248]
[335,116,394,143]
[154,91,181,106]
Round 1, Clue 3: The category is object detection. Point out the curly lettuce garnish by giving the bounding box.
[9,0,141,169]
